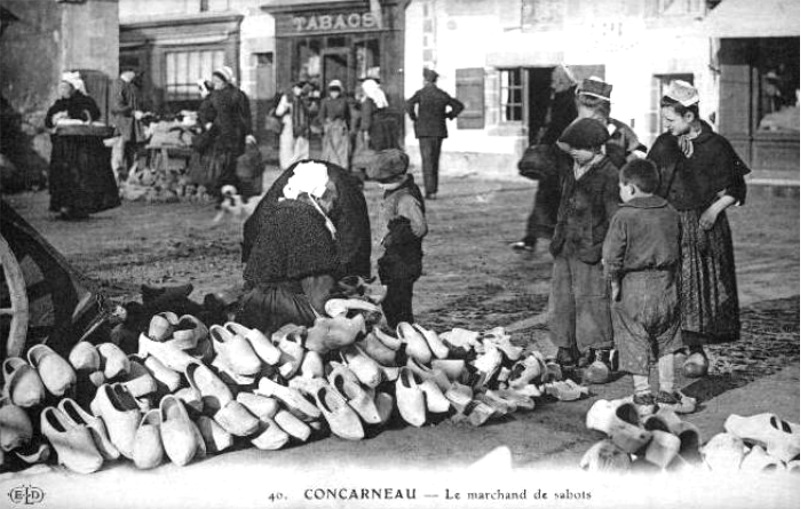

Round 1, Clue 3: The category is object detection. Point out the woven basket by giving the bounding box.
[55,123,115,138]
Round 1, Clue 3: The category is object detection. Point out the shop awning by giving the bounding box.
[705,0,799,38]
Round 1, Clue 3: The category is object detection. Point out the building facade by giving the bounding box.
[119,0,277,138]
[115,0,799,180]
[262,0,406,112]
[404,0,725,178]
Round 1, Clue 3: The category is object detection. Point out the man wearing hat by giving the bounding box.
[405,68,465,199]
[368,148,428,328]
[202,66,255,197]
[575,76,645,167]
[110,67,145,179]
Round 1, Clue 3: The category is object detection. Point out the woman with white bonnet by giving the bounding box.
[359,77,400,150]
[318,79,351,168]
[44,71,120,219]
[238,161,340,333]
[244,158,372,282]
[648,80,750,380]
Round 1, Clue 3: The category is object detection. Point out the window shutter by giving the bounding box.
[456,68,485,129]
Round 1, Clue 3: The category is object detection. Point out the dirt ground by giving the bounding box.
[3,172,799,473]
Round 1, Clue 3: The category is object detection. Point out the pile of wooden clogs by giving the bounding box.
[0,283,580,474]
[580,399,800,473]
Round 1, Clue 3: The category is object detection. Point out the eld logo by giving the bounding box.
[8,484,45,505]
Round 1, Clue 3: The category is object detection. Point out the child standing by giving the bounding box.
[367,149,428,329]
[549,118,620,384]
[602,159,694,415]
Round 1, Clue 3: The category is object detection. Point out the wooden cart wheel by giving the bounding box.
[0,233,29,358]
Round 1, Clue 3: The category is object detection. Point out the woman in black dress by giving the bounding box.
[359,78,399,151]
[648,80,750,378]
[237,161,341,334]
[45,72,120,219]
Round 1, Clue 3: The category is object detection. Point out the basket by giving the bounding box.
[55,123,115,138]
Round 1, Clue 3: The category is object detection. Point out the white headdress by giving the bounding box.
[61,71,87,95]
[361,79,388,109]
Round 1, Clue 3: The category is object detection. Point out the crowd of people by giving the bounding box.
[512,72,748,415]
[42,64,749,416]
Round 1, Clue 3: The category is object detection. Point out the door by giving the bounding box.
[254,52,276,143]
[322,49,350,93]
[526,67,554,145]
[526,64,606,145]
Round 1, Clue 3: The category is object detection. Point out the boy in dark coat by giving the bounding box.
[602,159,693,415]
[405,68,464,199]
[367,149,428,328]
[549,118,620,384]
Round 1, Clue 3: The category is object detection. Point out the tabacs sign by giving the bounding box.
[291,12,382,33]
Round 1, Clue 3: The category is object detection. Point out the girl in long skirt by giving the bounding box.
[318,80,351,169]
[647,80,750,378]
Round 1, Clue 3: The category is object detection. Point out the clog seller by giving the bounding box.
[238,161,363,334]
[243,159,371,283]
[45,71,121,220]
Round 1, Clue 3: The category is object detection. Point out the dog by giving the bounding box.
[213,185,264,224]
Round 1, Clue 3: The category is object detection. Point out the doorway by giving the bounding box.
[526,67,554,145]
[254,52,275,146]
[525,65,606,145]
[322,49,350,92]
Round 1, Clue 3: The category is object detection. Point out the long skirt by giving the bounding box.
[367,110,401,151]
[236,283,316,335]
[678,208,740,344]
[49,135,120,216]
[278,116,309,170]
[321,119,351,169]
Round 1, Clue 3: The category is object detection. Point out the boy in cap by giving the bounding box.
[549,118,620,384]
[602,159,694,415]
[367,149,428,328]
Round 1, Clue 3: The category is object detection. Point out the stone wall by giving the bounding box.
[0,0,119,171]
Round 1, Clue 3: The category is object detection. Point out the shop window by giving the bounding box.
[355,38,380,80]
[327,36,346,47]
[500,68,523,122]
[456,68,485,129]
[165,49,225,102]
[756,38,799,133]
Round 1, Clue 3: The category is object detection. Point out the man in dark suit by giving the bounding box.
[110,68,144,180]
[405,68,464,199]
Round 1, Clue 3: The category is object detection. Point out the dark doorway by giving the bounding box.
[254,52,275,144]
[526,67,554,145]
[322,49,350,92]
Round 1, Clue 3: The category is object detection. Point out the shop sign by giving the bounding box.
[291,12,380,33]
